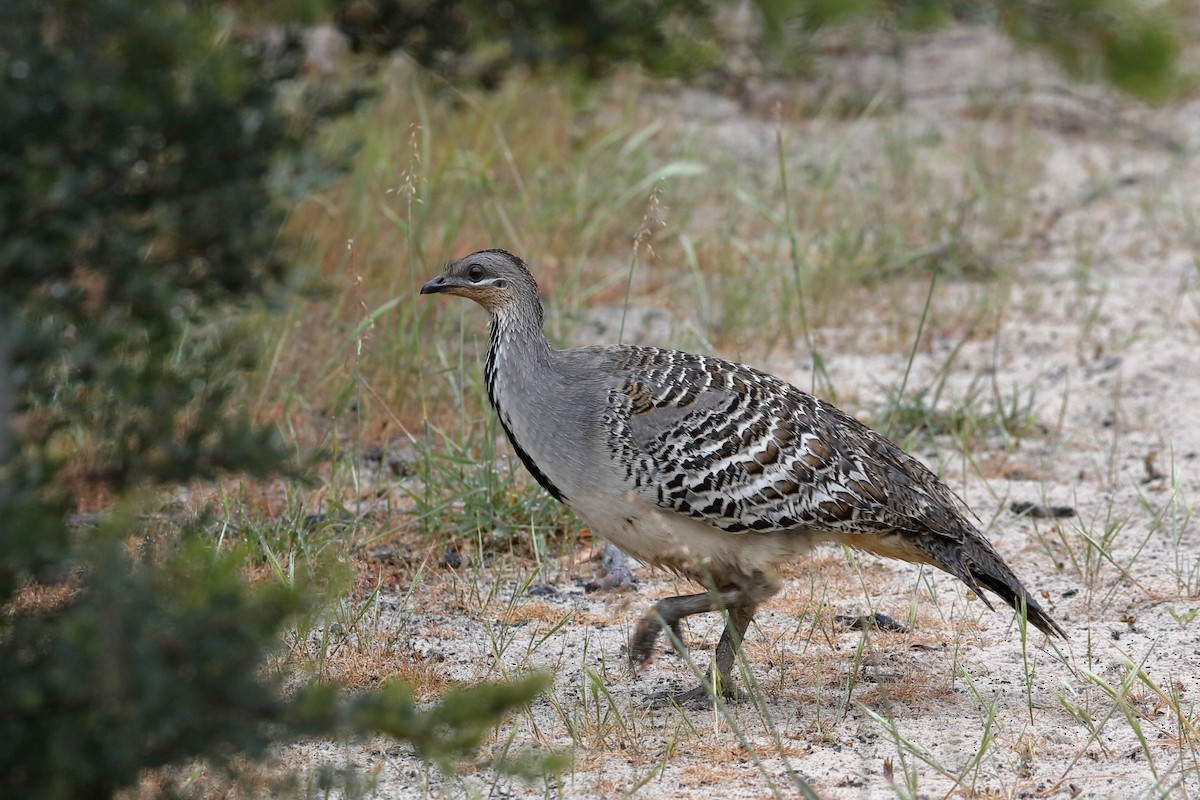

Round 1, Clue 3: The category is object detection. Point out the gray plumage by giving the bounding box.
[422,249,1066,701]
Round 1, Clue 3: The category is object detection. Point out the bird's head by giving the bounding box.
[420,249,539,315]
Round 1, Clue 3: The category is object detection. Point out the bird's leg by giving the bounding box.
[631,587,760,705]
[668,602,757,705]
[629,588,743,669]
[632,570,779,704]
[712,601,756,687]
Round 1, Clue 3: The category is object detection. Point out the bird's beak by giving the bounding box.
[420,274,453,295]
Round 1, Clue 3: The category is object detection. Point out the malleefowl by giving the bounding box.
[421,249,1065,701]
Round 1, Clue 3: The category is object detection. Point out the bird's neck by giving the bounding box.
[484,300,554,411]
[482,300,571,504]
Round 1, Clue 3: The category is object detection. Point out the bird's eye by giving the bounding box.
[467,265,484,281]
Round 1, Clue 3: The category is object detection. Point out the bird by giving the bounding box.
[421,248,1066,702]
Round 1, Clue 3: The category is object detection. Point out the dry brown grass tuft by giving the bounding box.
[3,576,79,617]
[123,757,300,800]
[319,631,452,697]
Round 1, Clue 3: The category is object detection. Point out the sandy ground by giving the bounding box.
[287,27,1200,799]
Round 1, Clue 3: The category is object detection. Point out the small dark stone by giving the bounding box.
[440,549,462,569]
[835,612,908,632]
[365,544,399,564]
[386,453,410,477]
[1010,501,1076,519]
[526,582,559,597]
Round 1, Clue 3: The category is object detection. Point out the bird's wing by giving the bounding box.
[600,346,969,537]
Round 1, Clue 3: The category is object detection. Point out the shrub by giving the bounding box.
[0,1,549,796]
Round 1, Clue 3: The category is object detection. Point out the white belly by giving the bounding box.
[569,491,821,588]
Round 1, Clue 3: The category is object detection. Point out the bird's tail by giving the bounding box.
[921,531,1066,639]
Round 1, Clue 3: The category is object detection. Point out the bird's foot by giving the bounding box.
[628,617,659,670]
[628,616,685,671]
[647,684,713,708]
[646,674,741,708]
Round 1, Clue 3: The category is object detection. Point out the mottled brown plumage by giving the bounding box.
[422,249,1066,702]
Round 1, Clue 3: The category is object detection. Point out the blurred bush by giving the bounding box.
[335,0,724,84]
[0,0,548,796]
[333,0,1186,100]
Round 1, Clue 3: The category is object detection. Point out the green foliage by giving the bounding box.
[0,0,552,796]
[994,0,1184,102]
[0,530,552,797]
[0,0,292,494]
[762,0,1185,100]
[0,538,311,797]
